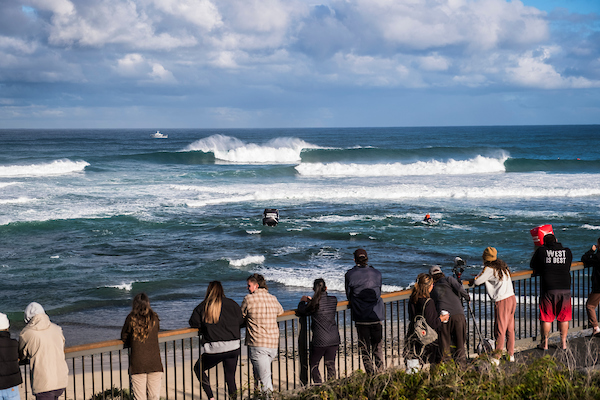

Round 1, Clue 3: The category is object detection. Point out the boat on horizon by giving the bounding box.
[151,130,168,138]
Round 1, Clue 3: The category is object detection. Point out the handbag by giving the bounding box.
[413,298,438,346]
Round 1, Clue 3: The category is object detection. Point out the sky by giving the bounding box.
[0,0,599,129]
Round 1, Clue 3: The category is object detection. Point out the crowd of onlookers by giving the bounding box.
[3,234,600,400]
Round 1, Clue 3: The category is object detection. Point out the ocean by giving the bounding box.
[1,125,600,346]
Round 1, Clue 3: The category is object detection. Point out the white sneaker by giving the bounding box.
[509,355,515,362]
[490,357,500,366]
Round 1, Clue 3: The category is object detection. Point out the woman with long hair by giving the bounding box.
[189,281,244,400]
[472,247,516,364]
[405,273,448,367]
[121,293,163,400]
[297,278,340,384]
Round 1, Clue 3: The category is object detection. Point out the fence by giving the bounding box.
[18,262,593,400]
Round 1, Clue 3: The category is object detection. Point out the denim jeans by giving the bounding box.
[248,346,277,392]
[0,386,20,400]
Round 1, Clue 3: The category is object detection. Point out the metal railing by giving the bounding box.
[17,262,593,400]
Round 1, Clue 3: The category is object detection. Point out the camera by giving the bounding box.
[453,257,465,280]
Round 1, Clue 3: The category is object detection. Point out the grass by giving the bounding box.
[275,356,600,400]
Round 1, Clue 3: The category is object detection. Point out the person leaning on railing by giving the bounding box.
[470,247,516,365]
[405,273,448,368]
[241,273,284,396]
[0,312,22,400]
[581,237,600,337]
[18,302,69,400]
[121,293,164,400]
[296,278,340,384]
[189,281,244,400]
[530,234,573,351]
[345,249,384,375]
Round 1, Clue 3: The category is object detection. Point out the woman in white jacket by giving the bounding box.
[472,247,516,364]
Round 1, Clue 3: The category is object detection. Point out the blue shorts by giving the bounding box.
[0,386,20,400]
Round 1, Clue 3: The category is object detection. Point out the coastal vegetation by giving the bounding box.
[276,356,600,400]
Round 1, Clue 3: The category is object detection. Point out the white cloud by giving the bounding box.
[0,36,37,54]
[149,63,176,82]
[149,0,222,30]
[418,53,451,71]
[506,46,600,89]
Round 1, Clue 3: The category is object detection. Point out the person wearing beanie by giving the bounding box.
[471,247,517,364]
[18,303,69,400]
[345,249,384,374]
[530,234,573,350]
[429,264,470,367]
[0,312,22,400]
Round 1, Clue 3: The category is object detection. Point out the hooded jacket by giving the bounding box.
[345,264,384,323]
[0,331,22,390]
[530,241,572,292]
[18,314,69,395]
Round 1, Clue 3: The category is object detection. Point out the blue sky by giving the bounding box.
[0,0,598,129]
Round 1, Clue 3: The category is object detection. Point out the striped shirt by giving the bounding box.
[241,288,284,348]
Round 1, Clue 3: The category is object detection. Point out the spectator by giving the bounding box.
[405,273,448,368]
[429,265,470,366]
[189,281,244,400]
[18,303,69,400]
[0,312,22,400]
[345,249,384,374]
[121,293,163,400]
[471,247,516,364]
[582,237,600,336]
[297,279,340,384]
[241,274,283,396]
[531,233,572,350]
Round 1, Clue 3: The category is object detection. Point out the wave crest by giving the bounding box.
[0,159,89,177]
[295,155,508,177]
[183,134,321,164]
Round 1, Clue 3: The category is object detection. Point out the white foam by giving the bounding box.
[50,255,59,259]
[0,197,35,205]
[295,155,508,177]
[183,134,321,164]
[246,230,262,234]
[0,182,19,188]
[582,224,600,230]
[228,255,265,268]
[0,159,89,177]
[108,282,134,291]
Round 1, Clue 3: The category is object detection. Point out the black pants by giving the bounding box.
[356,322,383,374]
[194,348,240,399]
[438,314,467,366]
[309,345,338,383]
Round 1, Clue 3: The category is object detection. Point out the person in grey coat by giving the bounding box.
[345,249,384,374]
[297,278,340,384]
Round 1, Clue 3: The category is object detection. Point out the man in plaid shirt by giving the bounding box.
[241,273,284,395]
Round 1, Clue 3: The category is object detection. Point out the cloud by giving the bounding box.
[114,53,176,83]
[506,46,600,89]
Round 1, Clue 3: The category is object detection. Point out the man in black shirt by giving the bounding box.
[531,234,573,350]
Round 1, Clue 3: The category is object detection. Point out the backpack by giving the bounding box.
[408,298,438,357]
[413,298,438,346]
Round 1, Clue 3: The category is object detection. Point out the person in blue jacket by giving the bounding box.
[345,249,384,374]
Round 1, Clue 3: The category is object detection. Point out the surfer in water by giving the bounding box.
[423,214,433,223]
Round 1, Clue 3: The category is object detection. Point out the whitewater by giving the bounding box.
[1,125,600,346]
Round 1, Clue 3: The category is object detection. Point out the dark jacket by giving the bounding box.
[406,297,441,362]
[531,242,572,292]
[430,275,470,316]
[189,297,244,343]
[0,331,22,390]
[582,247,600,293]
[121,313,164,375]
[297,294,341,348]
[345,264,384,323]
